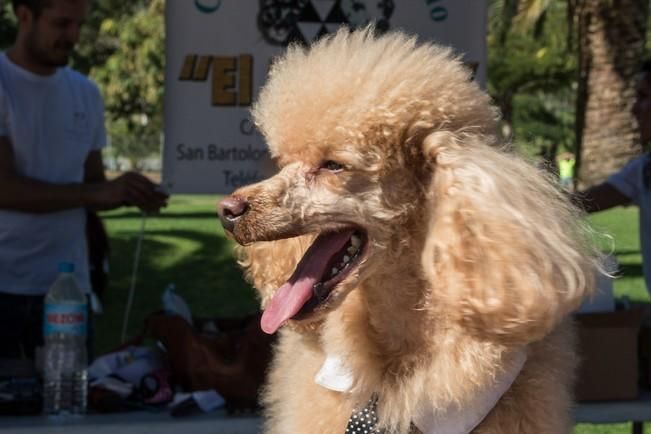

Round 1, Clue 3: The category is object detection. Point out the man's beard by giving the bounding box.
[26,32,72,69]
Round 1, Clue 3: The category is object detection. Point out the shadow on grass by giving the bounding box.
[617,263,644,279]
[614,249,642,256]
[94,228,259,355]
[103,211,218,220]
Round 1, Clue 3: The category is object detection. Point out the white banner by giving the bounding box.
[163,0,487,194]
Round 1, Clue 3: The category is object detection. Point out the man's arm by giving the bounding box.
[84,149,107,184]
[573,182,632,213]
[0,137,167,213]
[83,149,168,212]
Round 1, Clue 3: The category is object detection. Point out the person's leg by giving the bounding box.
[22,295,45,360]
[0,293,41,359]
[0,293,92,361]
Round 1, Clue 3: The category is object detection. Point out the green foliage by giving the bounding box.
[0,1,17,50]
[512,89,575,157]
[72,0,148,75]
[488,0,577,157]
[89,0,164,168]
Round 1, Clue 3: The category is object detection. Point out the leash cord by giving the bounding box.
[120,212,147,343]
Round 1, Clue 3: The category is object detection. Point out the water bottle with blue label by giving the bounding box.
[42,262,88,416]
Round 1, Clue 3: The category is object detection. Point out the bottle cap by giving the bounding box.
[58,262,75,273]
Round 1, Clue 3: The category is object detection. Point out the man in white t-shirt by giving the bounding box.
[0,0,168,359]
[576,60,651,296]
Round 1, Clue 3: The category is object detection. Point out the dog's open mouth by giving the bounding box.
[260,228,367,334]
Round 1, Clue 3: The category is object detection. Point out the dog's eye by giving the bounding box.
[321,160,344,173]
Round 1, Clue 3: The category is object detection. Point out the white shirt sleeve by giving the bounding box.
[607,155,648,205]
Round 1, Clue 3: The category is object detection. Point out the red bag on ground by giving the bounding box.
[144,312,275,411]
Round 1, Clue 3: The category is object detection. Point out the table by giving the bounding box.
[575,391,651,434]
[0,409,263,434]
[2,396,650,434]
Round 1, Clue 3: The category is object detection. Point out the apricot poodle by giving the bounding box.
[218,28,597,434]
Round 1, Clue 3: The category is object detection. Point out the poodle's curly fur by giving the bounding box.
[221,28,598,433]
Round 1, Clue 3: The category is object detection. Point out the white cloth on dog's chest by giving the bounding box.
[413,349,528,434]
[314,354,355,392]
[315,349,527,434]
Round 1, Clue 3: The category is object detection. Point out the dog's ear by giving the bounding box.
[420,131,597,345]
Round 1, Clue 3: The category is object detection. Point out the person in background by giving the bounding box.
[558,152,575,190]
[0,0,168,359]
[574,59,651,295]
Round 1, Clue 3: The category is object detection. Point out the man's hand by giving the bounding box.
[90,172,169,213]
[0,139,168,214]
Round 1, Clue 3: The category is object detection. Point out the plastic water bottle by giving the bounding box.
[42,262,88,416]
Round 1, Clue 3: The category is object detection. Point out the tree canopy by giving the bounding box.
[488,0,578,159]
[89,0,164,170]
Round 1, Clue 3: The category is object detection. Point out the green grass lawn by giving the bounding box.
[95,195,259,354]
[589,206,648,303]
[96,195,646,433]
[577,207,649,433]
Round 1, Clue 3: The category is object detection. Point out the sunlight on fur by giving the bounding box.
[218,27,601,434]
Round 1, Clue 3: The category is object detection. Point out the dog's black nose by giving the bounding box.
[218,196,249,233]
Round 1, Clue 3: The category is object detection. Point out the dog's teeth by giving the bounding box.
[331,267,339,276]
[347,246,357,255]
[350,235,361,248]
[343,255,351,263]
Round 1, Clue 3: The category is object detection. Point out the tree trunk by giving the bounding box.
[575,0,648,190]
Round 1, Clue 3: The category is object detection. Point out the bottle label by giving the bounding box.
[44,303,87,337]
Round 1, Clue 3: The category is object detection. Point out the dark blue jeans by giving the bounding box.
[0,293,44,359]
[0,293,94,361]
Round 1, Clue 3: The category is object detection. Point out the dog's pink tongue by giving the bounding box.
[260,280,315,335]
[261,230,354,334]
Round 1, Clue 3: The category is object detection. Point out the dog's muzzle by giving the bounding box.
[217,196,249,233]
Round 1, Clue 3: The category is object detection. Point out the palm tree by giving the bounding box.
[498,0,648,189]
[574,0,648,189]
